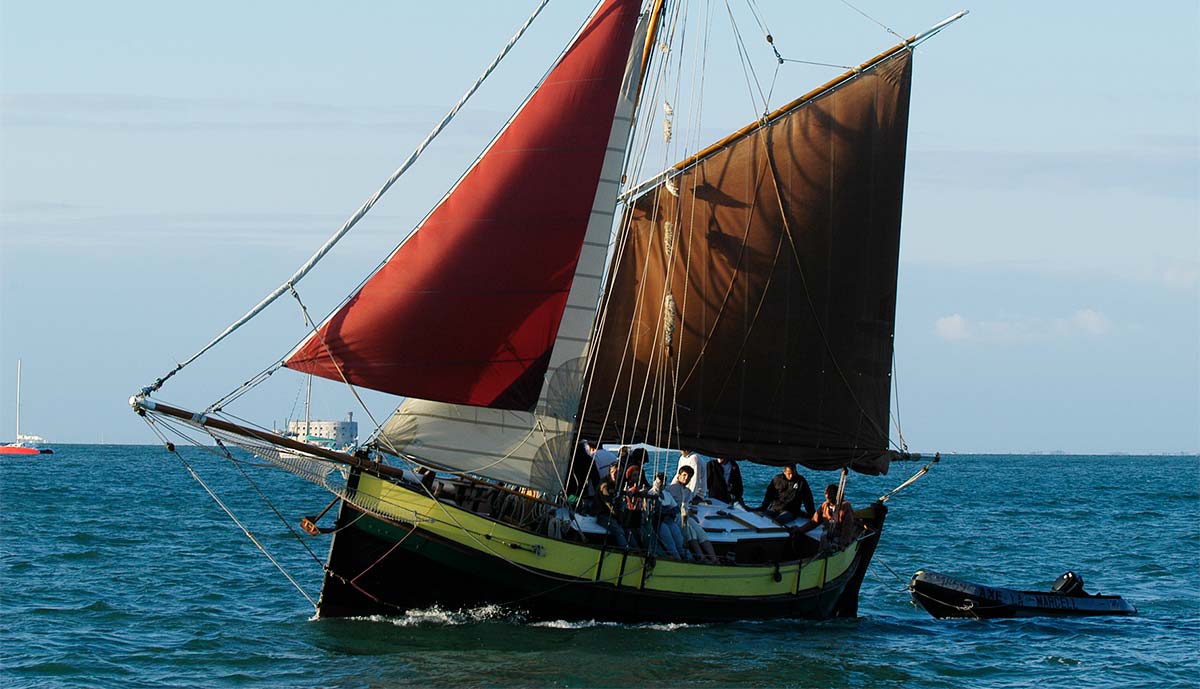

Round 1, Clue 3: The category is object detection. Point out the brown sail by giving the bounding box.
[579,48,914,474]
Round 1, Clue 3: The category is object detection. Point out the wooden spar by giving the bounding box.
[131,396,407,480]
[638,0,667,91]
[669,11,968,176]
[134,396,560,504]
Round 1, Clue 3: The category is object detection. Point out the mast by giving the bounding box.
[14,360,20,441]
[304,375,312,440]
[638,0,667,91]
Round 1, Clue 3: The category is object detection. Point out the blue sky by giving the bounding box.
[1,1,1196,452]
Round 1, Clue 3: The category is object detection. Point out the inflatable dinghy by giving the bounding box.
[910,569,1136,619]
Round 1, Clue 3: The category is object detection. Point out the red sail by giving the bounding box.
[285,0,641,409]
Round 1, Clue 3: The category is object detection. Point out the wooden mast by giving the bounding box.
[638,0,667,91]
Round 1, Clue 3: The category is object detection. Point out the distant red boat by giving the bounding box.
[0,444,44,455]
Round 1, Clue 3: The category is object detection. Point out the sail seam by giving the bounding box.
[407,444,537,462]
[761,125,890,448]
[389,414,547,431]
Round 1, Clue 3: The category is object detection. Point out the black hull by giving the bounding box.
[315,482,886,623]
[910,570,1137,619]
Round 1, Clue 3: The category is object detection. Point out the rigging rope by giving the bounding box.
[215,436,327,566]
[837,0,904,42]
[780,57,852,70]
[874,554,908,586]
[143,417,319,610]
[286,286,395,453]
[140,0,554,396]
[891,349,908,451]
[723,0,769,116]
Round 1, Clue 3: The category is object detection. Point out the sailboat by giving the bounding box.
[3,360,53,455]
[131,1,963,622]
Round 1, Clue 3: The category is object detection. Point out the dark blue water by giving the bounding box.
[2,446,1197,688]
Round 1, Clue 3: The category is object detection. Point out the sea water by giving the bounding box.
[1,446,1197,688]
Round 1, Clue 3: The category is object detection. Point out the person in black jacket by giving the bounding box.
[756,464,814,525]
[706,457,746,509]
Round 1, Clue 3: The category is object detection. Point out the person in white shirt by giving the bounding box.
[676,449,707,500]
[663,466,718,563]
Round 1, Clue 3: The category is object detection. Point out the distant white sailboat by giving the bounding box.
[2,360,53,455]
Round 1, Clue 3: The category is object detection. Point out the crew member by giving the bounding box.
[757,464,814,525]
[794,483,855,546]
[706,456,745,509]
[596,462,629,548]
[677,449,707,500]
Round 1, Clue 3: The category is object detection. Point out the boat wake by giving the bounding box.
[357,605,526,627]
[341,606,701,631]
[530,619,699,631]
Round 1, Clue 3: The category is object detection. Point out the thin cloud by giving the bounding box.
[1161,263,1199,291]
[909,147,1198,200]
[0,93,505,135]
[934,314,970,341]
[1062,309,1111,336]
[934,309,1114,343]
[0,210,407,249]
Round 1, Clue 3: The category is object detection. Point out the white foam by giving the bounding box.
[329,608,699,630]
[530,619,700,631]
[355,604,526,627]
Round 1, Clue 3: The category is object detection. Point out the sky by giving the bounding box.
[1,0,1196,453]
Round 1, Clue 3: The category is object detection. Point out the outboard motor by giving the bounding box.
[1052,571,1086,597]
